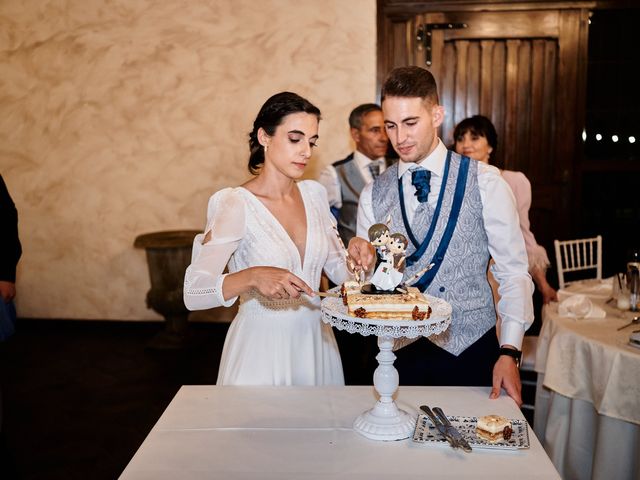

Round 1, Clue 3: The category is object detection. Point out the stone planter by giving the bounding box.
[134,230,200,349]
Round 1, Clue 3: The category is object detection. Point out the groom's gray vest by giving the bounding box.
[372,152,495,356]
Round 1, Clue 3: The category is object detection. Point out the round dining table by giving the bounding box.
[534,279,640,480]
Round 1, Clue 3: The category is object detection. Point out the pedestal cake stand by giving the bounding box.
[321,293,451,441]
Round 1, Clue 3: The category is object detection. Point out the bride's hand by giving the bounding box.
[248,267,313,299]
[347,237,376,272]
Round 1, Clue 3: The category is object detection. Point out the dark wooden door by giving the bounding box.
[378,2,591,254]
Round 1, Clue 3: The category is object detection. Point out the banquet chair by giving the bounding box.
[519,305,555,423]
[553,235,602,289]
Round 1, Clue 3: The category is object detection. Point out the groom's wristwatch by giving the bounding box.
[499,347,522,368]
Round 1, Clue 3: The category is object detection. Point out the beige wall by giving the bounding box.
[0,0,377,320]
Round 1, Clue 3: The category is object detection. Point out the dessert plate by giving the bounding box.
[413,414,530,450]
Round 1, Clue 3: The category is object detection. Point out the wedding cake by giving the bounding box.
[340,281,432,320]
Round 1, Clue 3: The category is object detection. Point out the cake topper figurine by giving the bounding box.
[368,223,391,263]
[388,233,408,273]
[367,222,408,292]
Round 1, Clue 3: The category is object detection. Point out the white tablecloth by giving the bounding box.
[120,386,559,479]
[534,290,640,480]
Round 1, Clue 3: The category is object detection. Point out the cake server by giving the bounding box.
[405,263,436,286]
[433,407,472,452]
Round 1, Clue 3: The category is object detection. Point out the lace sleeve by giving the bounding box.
[183,188,245,310]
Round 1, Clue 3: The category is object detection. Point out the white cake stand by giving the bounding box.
[321,292,452,441]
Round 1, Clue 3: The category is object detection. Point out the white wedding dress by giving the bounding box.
[184,180,350,386]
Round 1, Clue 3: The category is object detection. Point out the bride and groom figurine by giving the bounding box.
[367,223,408,293]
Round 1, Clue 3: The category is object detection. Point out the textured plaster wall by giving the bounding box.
[0,0,377,320]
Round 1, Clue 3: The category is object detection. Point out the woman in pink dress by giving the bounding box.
[453,115,557,304]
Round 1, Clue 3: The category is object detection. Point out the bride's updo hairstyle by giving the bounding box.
[248,92,321,174]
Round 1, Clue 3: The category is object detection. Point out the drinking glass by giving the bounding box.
[617,283,631,310]
[613,273,623,299]
[628,261,640,312]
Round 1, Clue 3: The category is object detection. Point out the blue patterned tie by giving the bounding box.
[411,168,431,203]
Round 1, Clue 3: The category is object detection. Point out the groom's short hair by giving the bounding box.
[381,66,439,105]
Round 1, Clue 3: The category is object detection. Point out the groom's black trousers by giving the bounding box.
[394,327,500,386]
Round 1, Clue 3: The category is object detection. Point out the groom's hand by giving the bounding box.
[490,355,523,406]
[347,237,376,272]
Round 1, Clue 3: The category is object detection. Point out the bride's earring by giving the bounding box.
[264,143,269,153]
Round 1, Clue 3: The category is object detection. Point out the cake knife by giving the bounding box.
[433,407,472,452]
[330,224,363,285]
[419,405,458,450]
[312,291,341,298]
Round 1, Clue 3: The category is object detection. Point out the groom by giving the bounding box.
[350,66,534,405]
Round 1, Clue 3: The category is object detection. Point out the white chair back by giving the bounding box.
[553,235,602,289]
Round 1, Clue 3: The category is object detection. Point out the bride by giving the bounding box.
[184,92,375,386]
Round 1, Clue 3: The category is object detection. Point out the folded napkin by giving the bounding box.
[558,278,613,302]
[558,294,606,319]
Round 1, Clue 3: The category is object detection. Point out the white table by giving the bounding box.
[534,290,640,480]
[120,386,559,479]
